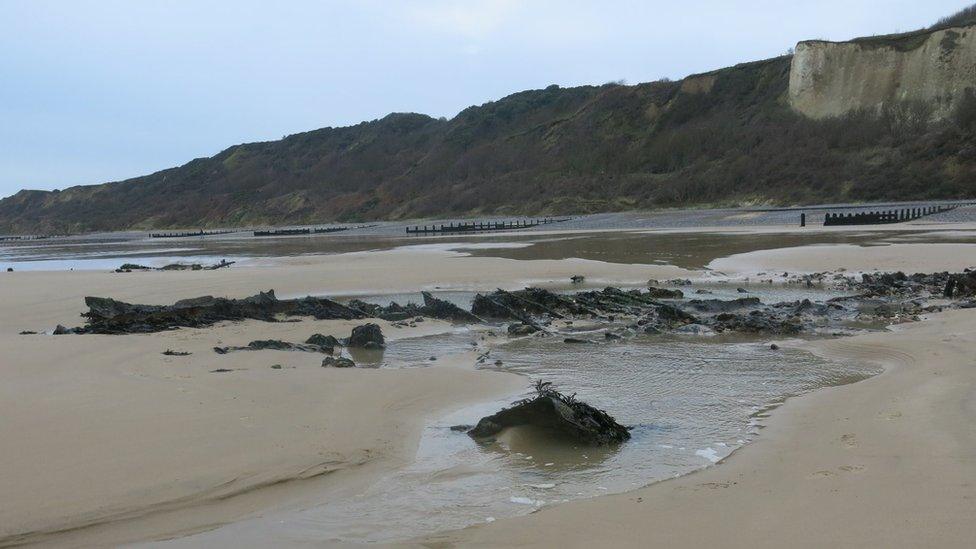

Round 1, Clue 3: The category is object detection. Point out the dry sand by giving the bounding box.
[413,308,976,548]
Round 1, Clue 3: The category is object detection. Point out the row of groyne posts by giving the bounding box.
[798,203,970,227]
[149,229,238,238]
[0,234,59,242]
[252,225,375,237]
[406,217,569,234]
[149,225,376,238]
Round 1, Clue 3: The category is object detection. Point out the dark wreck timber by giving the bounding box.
[60,290,479,334]
[73,290,365,334]
[464,381,631,445]
[47,269,976,336]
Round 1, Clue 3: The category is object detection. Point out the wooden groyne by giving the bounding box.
[149,229,237,238]
[0,235,56,242]
[253,224,376,237]
[406,217,569,234]
[823,204,960,226]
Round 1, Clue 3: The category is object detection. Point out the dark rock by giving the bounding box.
[322,356,356,368]
[5,268,12,272]
[467,381,630,445]
[210,368,234,373]
[563,337,594,344]
[53,324,74,335]
[162,349,191,356]
[737,287,749,293]
[18,330,37,335]
[507,322,540,336]
[117,263,152,272]
[770,343,780,350]
[271,364,283,369]
[655,303,698,326]
[647,287,684,299]
[305,333,340,352]
[604,332,622,340]
[687,297,761,313]
[348,323,385,348]
[571,275,585,284]
[213,339,333,354]
[205,259,235,270]
[160,263,203,271]
[450,424,473,432]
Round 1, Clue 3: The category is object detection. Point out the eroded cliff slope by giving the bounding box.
[790,25,976,119]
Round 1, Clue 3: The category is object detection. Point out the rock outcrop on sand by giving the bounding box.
[348,323,385,349]
[467,381,631,445]
[305,333,340,353]
[213,339,334,355]
[321,356,356,368]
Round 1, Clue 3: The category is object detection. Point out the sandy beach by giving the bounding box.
[2,227,975,547]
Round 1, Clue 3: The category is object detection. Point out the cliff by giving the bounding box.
[790,24,976,119]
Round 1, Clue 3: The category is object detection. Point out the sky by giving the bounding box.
[0,0,971,198]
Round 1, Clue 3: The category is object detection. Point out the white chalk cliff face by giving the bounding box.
[789,25,976,120]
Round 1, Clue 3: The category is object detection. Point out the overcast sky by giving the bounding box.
[1,0,971,198]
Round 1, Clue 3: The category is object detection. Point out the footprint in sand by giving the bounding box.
[840,433,858,448]
[808,470,836,479]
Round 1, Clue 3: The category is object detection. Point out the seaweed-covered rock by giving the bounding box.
[467,381,630,445]
[305,333,340,352]
[646,287,684,299]
[507,322,540,336]
[322,356,356,368]
[213,339,333,354]
[348,323,385,349]
[687,297,761,313]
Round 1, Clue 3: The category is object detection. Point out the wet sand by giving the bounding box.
[709,242,976,275]
[3,226,976,546]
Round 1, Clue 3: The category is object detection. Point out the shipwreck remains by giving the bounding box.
[77,290,365,334]
[466,381,631,445]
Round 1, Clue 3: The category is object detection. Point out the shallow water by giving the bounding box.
[211,325,877,544]
[186,284,877,544]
